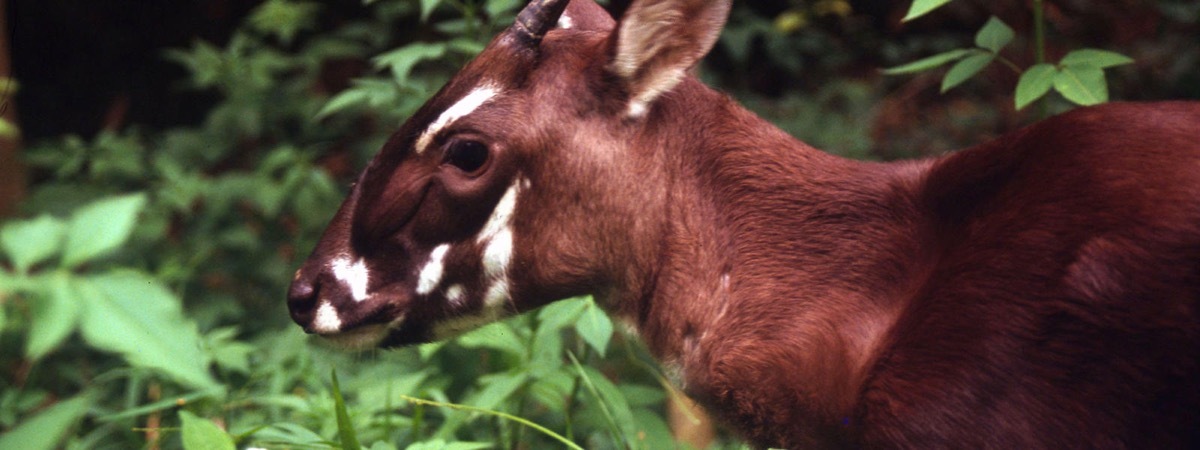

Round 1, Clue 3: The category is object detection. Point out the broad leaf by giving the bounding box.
[536,297,587,332]
[0,215,65,273]
[77,271,219,390]
[26,272,82,360]
[1015,63,1057,110]
[373,43,447,84]
[882,49,970,75]
[457,321,527,357]
[61,193,147,268]
[179,410,236,450]
[1054,65,1108,106]
[1061,49,1134,69]
[0,395,91,450]
[903,0,954,22]
[941,51,995,92]
[576,300,614,357]
[975,16,1014,53]
[467,371,528,411]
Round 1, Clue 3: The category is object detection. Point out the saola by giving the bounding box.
[287,0,1200,447]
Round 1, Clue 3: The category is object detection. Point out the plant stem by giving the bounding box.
[400,395,585,450]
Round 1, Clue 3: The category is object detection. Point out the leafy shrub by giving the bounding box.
[0,1,742,448]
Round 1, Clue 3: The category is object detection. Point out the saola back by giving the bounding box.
[287,0,1200,447]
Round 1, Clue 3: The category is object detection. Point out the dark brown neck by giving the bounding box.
[615,78,933,433]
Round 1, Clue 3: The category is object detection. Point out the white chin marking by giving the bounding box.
[417,244,451,295]
[322,323,388,351]
[415,84,500,154]
[557,14,573,29]
[313,301,342,333]
[332,257,371,302]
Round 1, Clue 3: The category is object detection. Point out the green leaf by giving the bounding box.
[881,49,971,75]
[457,322,527,357]
[331,370,363,450]
[0,215,66,274]
[536,297,587,332]
[26,272,82,360]
[419,0,441,22]
[902,0,954,22]
[77,271,219,390]
[1060,49,1134,69]
[249,0,321,44]
[0,118,19,140]
[61,193,147,268]
[373,43,447,84]
[0,395,91,450]
[467,371,528,411]
[1054,64,1108,106]
[179,410,236,450]
[975,16,1014,53]
[576,300,614,357]
[1015,63,1057,110]
[941,51,995,92]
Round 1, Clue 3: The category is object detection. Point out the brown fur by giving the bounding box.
[289,0,1200,447]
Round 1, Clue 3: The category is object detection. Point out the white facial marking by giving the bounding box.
[557,14,573,29]
[313,301,342,333]
[477,182,520,244]
[627,100,649,118]
[417,244,451,295]
[445,284,466,306]
[415,84,500,154]
[475,181,521,307]
[332,257,371,302]
[483,280,509,308]
[482,228,513,280]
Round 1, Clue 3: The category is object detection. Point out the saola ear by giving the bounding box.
[609,0,731,118]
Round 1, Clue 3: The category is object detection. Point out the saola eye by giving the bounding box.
[443,139,489,174]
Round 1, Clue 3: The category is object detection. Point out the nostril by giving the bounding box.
[287,277,319,330]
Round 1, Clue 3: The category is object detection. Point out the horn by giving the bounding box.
[513,0,570,47]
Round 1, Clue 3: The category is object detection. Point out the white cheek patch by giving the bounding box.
[475,181,521,307]
[445,284,466,307]
[417,244,451,295]
[313,301,342,333]
[478,182,520,245]
[557,14,573,29]
[482,228,513,280]
[483,280,509,308]
[415,84,500,154]
[332,257,371,302]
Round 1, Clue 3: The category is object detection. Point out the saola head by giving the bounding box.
[287,0,731,349]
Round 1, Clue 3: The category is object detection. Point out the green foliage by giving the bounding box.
[0,1,747,448]
[889,1,1134,111]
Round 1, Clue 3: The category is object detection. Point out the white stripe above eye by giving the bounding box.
[415,84,501,154]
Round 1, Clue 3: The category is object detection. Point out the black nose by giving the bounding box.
[287,272,319,333]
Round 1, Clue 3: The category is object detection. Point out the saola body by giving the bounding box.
[287,0,1200,447]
